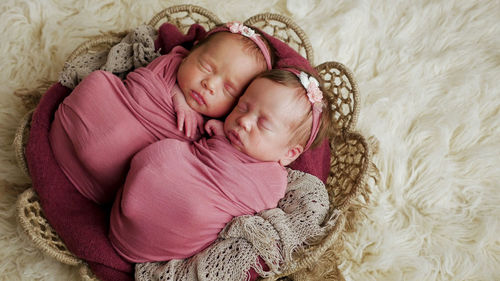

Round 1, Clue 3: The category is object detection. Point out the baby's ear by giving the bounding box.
[279,145,304,166]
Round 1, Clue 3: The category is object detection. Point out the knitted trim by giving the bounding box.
[67,35,124,64]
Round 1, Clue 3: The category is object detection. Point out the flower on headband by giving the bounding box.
[227,22,256,38]
[299,72,323,110]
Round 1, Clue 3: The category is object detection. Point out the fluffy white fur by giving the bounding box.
[1,0,499,280]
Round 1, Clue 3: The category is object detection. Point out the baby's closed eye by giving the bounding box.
[198,60,212,72]
[224,84,236,96]
[237,102,248,112]
[258,118,272,130]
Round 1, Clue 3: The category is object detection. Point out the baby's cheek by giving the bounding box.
[248,136,262,148]
[218,100,236,117]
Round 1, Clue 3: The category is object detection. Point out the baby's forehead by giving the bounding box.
[203,32,266,67]
[246,78,307,109]
[202,32,243,50]
[204,41,265,87]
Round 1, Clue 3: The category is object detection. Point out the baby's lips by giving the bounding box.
[228,130,243,147]
[190,90,206,105]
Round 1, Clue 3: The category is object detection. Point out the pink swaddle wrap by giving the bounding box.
[50,46,199,204]
[109,135,287,262]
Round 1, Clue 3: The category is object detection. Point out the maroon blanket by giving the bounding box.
[26,23,330,281]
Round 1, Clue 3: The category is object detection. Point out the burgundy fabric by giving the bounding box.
[155,23,207,55]
[24,23,330,281]
[288,139,331,183]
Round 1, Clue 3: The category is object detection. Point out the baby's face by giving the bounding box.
[224,77,304,164]
[176,32,266,118]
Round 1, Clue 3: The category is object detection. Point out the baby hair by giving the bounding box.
[193,24,276,71]
[257,68,335,150]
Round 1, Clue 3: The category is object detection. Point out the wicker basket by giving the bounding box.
[14,4,372,281]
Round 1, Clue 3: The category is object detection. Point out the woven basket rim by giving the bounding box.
[244,12,314,64]
[16,188,82,266]
[316,61,361,132]
[14,4,371,281]
[148,4,223,27]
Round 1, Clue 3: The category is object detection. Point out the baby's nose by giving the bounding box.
[237,115,252,131]
[201,79,214,94]
[202,76,222,95]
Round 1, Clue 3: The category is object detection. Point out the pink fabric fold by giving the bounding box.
[50,46,198,204]
[109,136,287,262]
[26,83,134,281]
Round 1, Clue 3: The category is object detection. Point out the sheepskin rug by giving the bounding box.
[1,0,499,280]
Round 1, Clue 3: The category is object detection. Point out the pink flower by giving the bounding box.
[226,22,256,38]
[298,71,323,106]
[307,82,323,104]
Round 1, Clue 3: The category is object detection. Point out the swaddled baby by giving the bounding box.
[49,22,274,204]
[109,68,335,262]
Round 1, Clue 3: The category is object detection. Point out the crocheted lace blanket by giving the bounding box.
[59,25,160,88]
[136,169,338,281]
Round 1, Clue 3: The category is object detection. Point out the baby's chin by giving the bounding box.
[185,97,204,114]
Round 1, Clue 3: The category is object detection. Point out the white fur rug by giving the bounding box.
[1,0,499,280]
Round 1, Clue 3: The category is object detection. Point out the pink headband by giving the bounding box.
[206,22,272,70]
[283,68,324,151]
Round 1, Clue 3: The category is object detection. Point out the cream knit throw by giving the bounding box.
[135,169,338,281]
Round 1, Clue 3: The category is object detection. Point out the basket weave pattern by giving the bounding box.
[244,13,314,63]
[17,188,81,266]
[15,5,371,281]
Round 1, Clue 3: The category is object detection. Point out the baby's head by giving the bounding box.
[177,22,275,118]
[224,68,334,166]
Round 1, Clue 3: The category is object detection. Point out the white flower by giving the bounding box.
[240,26,255,37]
[227,22,257,38]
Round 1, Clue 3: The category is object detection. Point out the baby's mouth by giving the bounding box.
[227,130,243,147]
[190,90,206,105]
